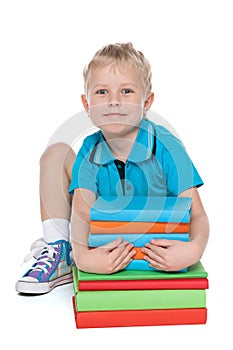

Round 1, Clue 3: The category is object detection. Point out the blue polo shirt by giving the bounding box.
[69,118,203,197]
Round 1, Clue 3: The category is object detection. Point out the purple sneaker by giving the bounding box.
[16,239,73,294]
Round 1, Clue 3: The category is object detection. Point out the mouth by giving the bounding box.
[103,113,126,117]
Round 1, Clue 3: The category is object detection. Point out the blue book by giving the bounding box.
[90,196,192,223]
[88,233,189,247]
[124,260,187,272]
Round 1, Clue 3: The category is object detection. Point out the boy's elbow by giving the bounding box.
[71,240,89,271]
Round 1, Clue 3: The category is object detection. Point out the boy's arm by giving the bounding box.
[180,187,209,253]
[141,187,209,271]
[71,188,136,274]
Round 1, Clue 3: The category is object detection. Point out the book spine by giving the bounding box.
[75,289,206,311]
[90,209,190,223]
[90,221,190,234]
[124,259,188,272]
[88,233,189,247]
[78,278,209,291]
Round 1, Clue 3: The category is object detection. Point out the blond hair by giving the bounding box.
[83,42,152,98]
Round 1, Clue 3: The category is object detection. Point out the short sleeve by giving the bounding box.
[69,136,99,195]
[155,125,203,196]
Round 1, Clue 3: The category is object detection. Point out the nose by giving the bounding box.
[108,101,120,108]
[107,93,121,108]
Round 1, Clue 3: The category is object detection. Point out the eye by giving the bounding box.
[122,88,133,94]
[96,89,108,95]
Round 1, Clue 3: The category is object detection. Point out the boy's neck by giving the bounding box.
[103,127,139,163]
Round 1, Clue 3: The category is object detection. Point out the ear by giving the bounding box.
[144,92,154,111]
[81,94,89,112]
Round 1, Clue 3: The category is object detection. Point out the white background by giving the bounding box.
[1,0,232,348]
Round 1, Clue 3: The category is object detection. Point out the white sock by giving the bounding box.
[42,218,70,243]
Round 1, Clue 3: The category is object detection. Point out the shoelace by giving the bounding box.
[23,238,59,274]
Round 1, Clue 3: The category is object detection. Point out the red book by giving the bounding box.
[72,297,207,328]
[78,278,209,291]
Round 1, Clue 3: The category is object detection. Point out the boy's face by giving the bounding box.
[81,64,154,139]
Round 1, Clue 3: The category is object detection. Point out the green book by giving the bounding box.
[74,289,206,311]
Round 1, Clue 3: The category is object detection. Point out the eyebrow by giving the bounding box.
[92,83,138,89]
[92,84,108,89]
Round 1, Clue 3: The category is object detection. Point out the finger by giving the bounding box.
[110,241,134,263]
[113,244,136,267]
[99,237,123,251]
[113,248,136,272]
[142,245,167,260]
[142,247,165,264]
[144,255,167,271]
[149,239,177,247]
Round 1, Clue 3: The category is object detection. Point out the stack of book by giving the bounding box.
[72,262,208,328]
[72,196,208,328]
[89,196,192,271]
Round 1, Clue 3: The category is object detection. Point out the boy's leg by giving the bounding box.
[40,142,75,222]
[39,143,76,242]
[16,143,76,294]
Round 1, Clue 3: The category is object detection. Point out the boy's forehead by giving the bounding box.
[88,63,142,85]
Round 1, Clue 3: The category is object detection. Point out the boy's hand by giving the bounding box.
[141,239,201,272]
[84,237,136,274]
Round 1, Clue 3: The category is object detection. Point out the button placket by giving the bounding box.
[125,161,132,193]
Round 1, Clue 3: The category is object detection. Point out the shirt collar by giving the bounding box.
[90,118,155,165]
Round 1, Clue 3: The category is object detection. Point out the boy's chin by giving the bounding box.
[101,123,139,138]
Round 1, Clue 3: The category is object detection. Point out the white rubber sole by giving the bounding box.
[16,273,73,294]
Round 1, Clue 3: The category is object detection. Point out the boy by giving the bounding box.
[16,43,209,293]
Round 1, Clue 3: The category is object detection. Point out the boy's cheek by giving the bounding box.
[88,104,106,125]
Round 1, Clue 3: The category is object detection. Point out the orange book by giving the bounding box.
[90,221,189,234]
[133,247,145,259]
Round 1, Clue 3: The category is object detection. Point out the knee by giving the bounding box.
[40,143,76,170]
